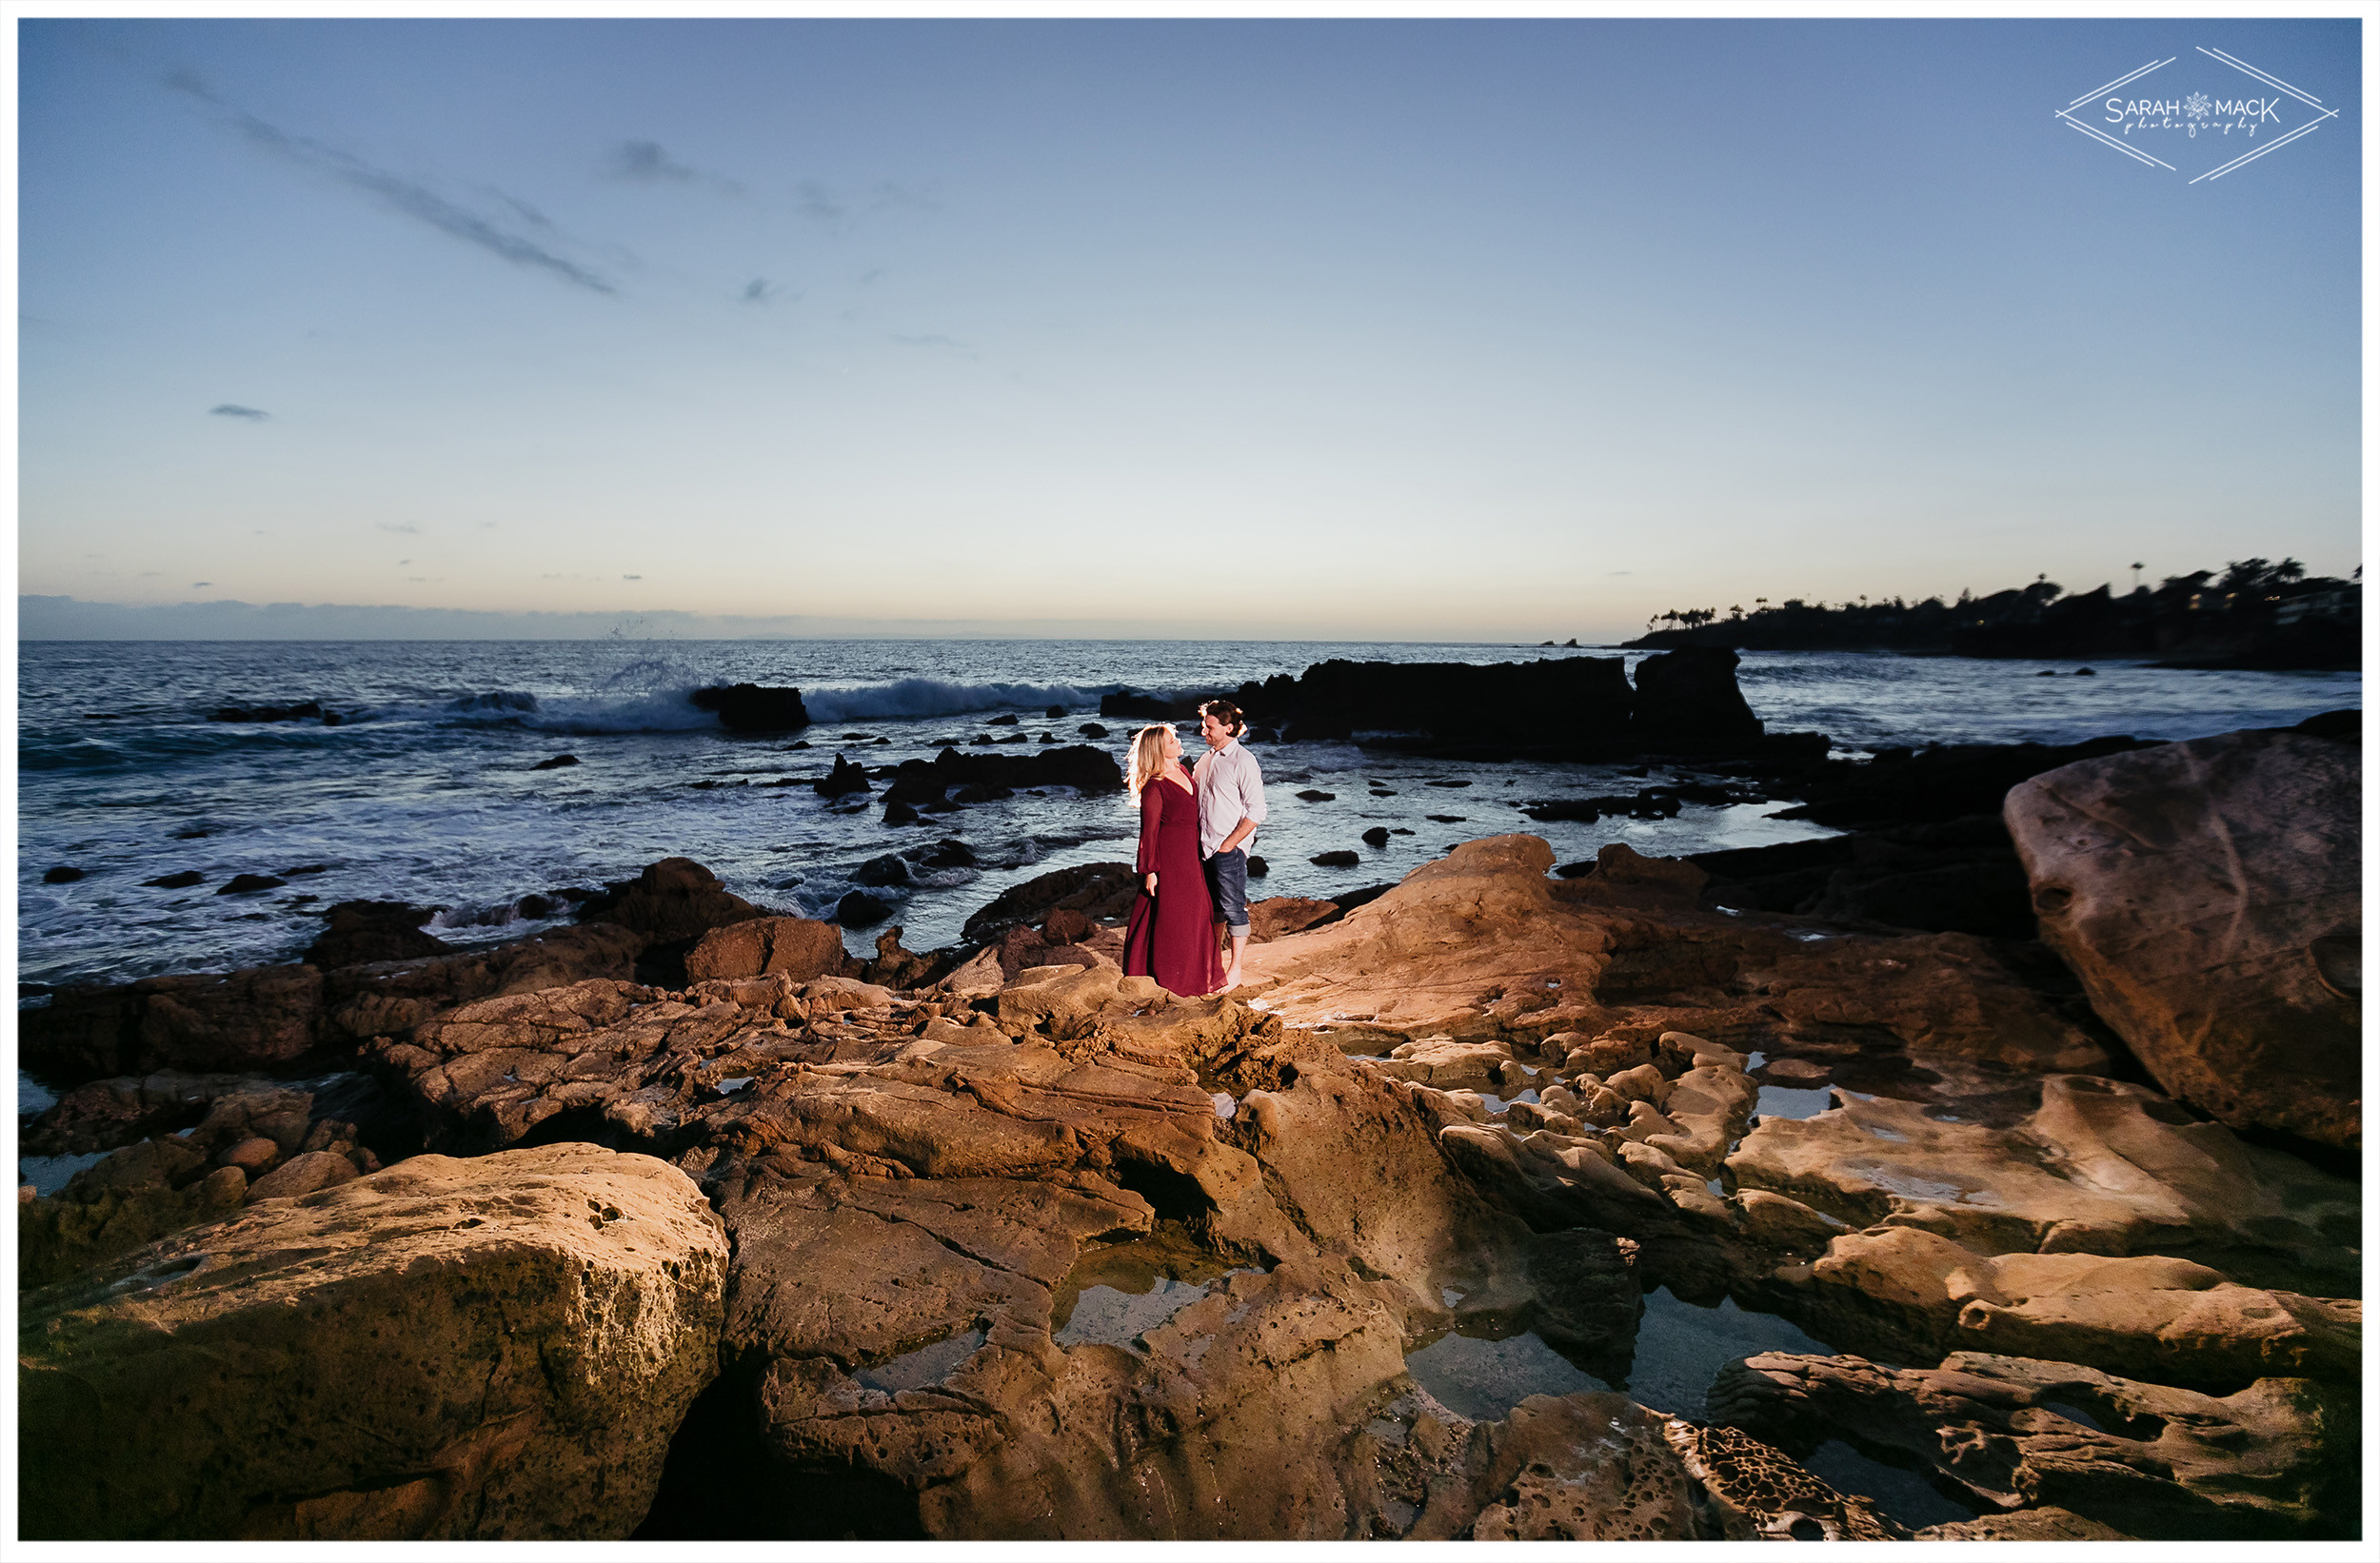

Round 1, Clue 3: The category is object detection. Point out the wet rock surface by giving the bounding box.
[17,796,2362,1540]
[20,1144,727,1540]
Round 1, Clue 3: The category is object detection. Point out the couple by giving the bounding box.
[1120,699,1267,998]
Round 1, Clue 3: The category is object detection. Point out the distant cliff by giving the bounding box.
[1623,561,2359,671]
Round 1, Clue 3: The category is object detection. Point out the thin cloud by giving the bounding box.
[191,581,212,587]
[623,574,643,581]
[169,69,616,296]
[211,404,268,420]
[743,278,774,305]
[376,522,420,534]
[611,140,697,183]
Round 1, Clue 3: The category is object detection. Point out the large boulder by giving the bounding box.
[1252,657,1636,752]
[304,900,452,968]
[2004,729,2360,1149]
[689,683,810,732]
[961,861,1140,942]
[1629,647,1763,753]
[19,1144,727,1540]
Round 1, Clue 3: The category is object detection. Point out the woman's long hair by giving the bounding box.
[1126,724,1175,801]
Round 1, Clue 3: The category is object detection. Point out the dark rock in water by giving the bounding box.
[1777,736,2159,830]
[210,701,322,723]
[1424,814,1467,823]
[1631,646,1764,753]
[2037,669,2059,677]
[836,890,894,927]
[884,744,1124,801]
[813,754,871,798]
[281,863,331,878]
[1297,789,1336,801]
[989,713,1020,726]
[962,861,1139,941]
[883,798,921,825]
[2075,666,2096,676]
[1311,850,1359,868]
[1038,732,1056,743]
[1361,827,1390,847]
[143,871,205,890]
[916,838,978,869]
[172,828,209,840]
[532,754,580,771]
[216,874,286,896]
[1521,801,1600,823]
[1246,856,1268,878]
[305,900,451,969]
[1099,688,1189,721]
[1695,816,2036,940]
[950,782,1013,804]
[1079,722,1108,739]
[690,683,811,733]
[852,853,912,888]
[516,895,556,920]
[1044,704,1066,719]
[1250,657,1636,752]
[1427,779,1471,788]
[575,858,762,948]
[2295,708,2358,744]
[43,866,86,884]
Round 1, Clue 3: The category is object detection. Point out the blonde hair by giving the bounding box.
[1126,724,1176,801]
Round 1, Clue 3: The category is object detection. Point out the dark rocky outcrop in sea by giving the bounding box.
[690,683,812,732]
[14,719,2362,1541]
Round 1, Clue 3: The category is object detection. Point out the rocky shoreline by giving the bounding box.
[16,711,2361,1540]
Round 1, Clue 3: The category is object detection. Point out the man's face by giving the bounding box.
[1200,713,1232,749]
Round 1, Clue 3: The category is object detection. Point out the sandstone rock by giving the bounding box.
[1411,1394,1737,1539]
[1787,1226,2359,1393]
[220,1136,280,1172]
[322,922,645,1044]
[683,916,849,984]
[21,963,327,1084]
[836,890,893,927]
[19,1144,727,1540]
[1707,1351,2357,1540]
[1246,898,1338,943]
[245,1147,363,1202]
[1727,1075,2358,1296]
[2004,729,2361,1149]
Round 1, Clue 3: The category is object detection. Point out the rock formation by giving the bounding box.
[20,1145,727,1539]
[2005,728,2361,1150]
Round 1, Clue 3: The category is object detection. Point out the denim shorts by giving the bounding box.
[1203,848,1250,932]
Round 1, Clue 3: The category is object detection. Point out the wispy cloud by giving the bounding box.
[211,404,268,420]
[169,69,617,296]
[375,522,420,534]
[611,139,696,183]
[743,277,775,306]
[611,140,744,196]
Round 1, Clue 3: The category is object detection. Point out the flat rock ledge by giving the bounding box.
[19,1143,726,1540]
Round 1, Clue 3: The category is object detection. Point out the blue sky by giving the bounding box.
[16,17,2362,640]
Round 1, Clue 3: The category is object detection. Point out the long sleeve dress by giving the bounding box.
[1120,774,1225,997]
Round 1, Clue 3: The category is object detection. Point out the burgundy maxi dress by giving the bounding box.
[1121,773,1225,997]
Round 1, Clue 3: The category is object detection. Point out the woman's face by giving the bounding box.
[1160,726,1182,763]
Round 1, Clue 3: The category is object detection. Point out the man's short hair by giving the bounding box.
[1200,699,1246,737]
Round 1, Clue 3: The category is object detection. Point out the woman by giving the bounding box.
[1120,723,1225,998]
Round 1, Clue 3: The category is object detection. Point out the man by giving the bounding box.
[1192,699,1267,992]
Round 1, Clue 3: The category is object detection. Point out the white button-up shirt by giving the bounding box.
[1193,739,1267,858]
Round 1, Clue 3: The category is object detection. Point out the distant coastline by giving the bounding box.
[1623,560,2360,672]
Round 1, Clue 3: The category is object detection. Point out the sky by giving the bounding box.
[14,14,2365,641]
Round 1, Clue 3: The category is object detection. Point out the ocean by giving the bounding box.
[18,638,2358,1010]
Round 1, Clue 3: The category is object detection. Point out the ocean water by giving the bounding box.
[17,639,2357,999]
